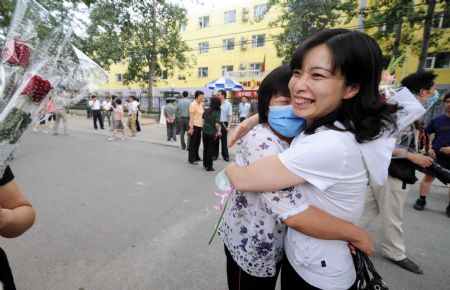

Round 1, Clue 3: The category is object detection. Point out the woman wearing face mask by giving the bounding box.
[224,29,399,289]
[218,65,375,290]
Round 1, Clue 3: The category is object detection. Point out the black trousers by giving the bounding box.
[214,122,229,160]
[179,117,190,150]
[280,255,357,290]
[166,122,176,140]
[92,109,104,129]
[225,245,280,290]
[188,126,202,162]
[0,247,16,290]
[203,133,215,169]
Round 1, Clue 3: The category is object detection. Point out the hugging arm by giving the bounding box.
[0,180,35,238]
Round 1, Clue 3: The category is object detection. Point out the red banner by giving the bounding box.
[235,90,258,98]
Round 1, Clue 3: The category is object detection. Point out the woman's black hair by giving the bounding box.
[209,96,221,112]
[290,29,399,143]
[400,70,437,94]
[257,65,292,123]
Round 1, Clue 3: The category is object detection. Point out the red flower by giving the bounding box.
[21,75,52,102]
[1,38,31,67]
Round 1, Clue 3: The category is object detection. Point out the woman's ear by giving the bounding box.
[343,83,360,100]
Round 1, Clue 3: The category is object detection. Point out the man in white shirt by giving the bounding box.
[102,96,112,128]
[214,90,233,162]
[238,97,251,123]
[88,95,104,130]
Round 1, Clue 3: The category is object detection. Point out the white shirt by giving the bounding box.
[220,100,232,122]
[127,100,138,115]
[239,102,251,118]
[218,124,309,277]
[279,126,368,290]
[89,99,101,110]
[102,100,112,111]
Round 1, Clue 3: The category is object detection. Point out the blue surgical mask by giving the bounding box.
[419,90,439,111]
[268,105,305,137]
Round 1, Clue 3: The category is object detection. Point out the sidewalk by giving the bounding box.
[64,113,239,157]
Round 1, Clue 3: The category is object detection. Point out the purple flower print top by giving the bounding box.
[217,124,309,277]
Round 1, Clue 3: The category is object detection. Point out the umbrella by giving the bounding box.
[206,77,243,91]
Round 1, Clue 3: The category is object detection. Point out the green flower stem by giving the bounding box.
[208,193,231,245]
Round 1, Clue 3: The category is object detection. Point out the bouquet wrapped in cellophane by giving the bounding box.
[0,0,109,176]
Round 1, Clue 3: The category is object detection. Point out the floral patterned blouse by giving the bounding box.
[217,124,309,277]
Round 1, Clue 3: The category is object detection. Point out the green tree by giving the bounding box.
[82,0,190,112]
[363,0,450,71]
[267,0,357,62]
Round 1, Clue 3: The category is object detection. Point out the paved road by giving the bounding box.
[2,115,450,290]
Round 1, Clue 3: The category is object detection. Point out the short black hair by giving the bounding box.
[182,91,189,97]
[210,96,221,111]
[257,65,292,124]
[115,98,122,105]
[194,90,204,99]
[401,70,437,94]
[91,95,96,99]
[218,90,226,97]
[444,92,450,102]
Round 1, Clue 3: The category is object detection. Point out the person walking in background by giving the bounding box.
[46,96,56,128]
[110,96,117,131]
[109,98,127,141]
[126,96,138,137]
[164,98,177,141]
[213,89,232,162]
[359,70,438,275]
[32,106,48,134]
[136,100,142,132]
[102,96,112,128]
[202,96,221,171]
[52,87,68,136]
[415,92,450,218]
[89,95,104,130]
[188,90,204,165]
[177,91,191,150]
[238,96,251,122]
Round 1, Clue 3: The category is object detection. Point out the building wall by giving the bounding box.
[98,0,450,99]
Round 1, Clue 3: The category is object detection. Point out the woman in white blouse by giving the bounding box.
[219,65,375,290]
[225,29,399,289]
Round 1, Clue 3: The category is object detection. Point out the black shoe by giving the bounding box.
[181,147,186,150]
[196,158,202,161]
[189,161,198,165]
[212,156,218,161]
[167,138,170,141]
[385,257,423,274]
[446,204,450,218]
[414,198,426,211]
[206,167,215,171]
[223,158,230,162]
[173,138,177,141]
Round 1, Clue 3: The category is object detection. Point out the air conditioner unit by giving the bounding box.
[239,63,246,70]
[242,7,249,21]
[240,36,247,50]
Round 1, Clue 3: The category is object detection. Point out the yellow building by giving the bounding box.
[98,0,450,104]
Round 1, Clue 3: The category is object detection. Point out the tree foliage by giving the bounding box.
[267,0,358,62]
[362,0,450,70]
[81,0,190,111]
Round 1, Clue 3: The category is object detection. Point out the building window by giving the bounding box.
[251,34,266,48]
[161,70,168,80]
[179,23,186,31]
[223,38,235,51]
[115,74,122,82]
[221,65,234,76]
[433,13,450,29]
[198,67,208,78]
[425,53,450,69]
[254,4,267,20]
[249,63,262,71]
[198,42,209,54]
[199,16,210,28]
[224,10,236,24]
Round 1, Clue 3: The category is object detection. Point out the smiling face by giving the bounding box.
[288,44,359,124]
